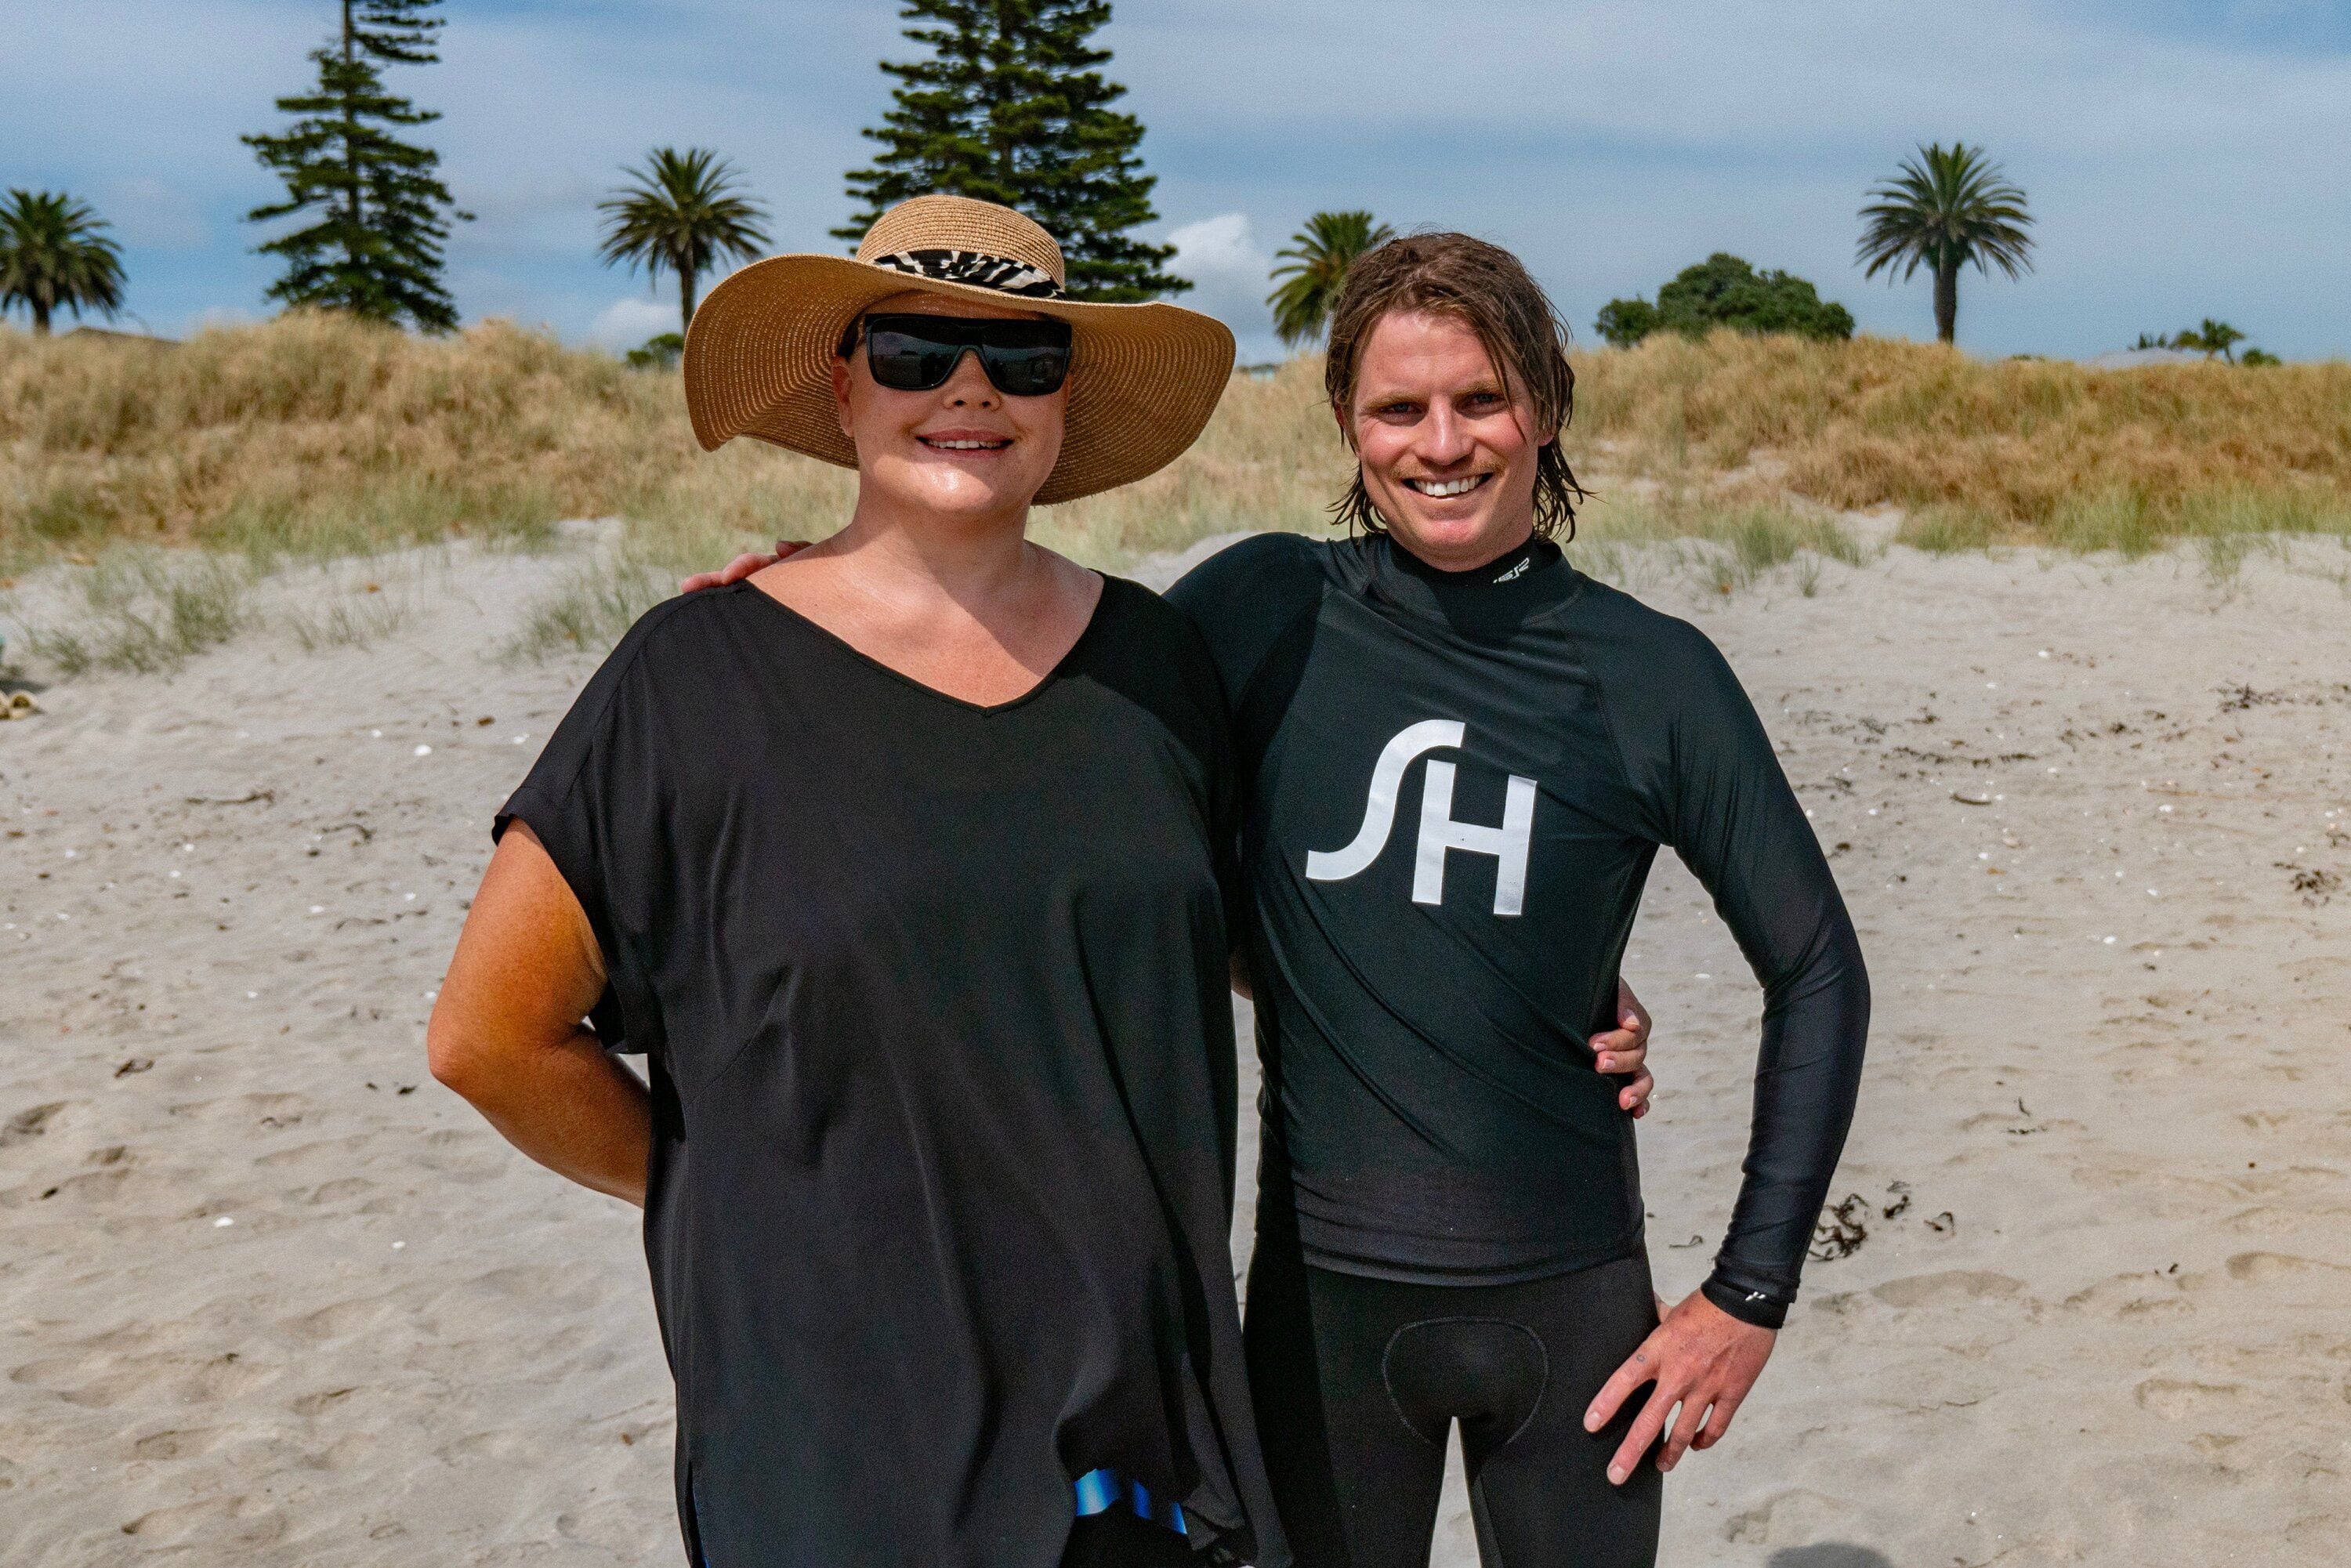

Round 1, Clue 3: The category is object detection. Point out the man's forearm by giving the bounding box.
[1707,921,1871,1327]
[444,1027,654,1206]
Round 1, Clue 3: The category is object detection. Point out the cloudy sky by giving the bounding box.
[8,1,2349,362]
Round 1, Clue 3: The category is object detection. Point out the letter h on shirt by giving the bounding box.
[1305,719,1535,918]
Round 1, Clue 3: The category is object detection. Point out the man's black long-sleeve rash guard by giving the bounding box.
[1166,532,1869,1327]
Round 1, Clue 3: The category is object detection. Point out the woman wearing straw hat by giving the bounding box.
[429,195,1285,1568]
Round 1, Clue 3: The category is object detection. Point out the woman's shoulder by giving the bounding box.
[544,585,778,736]
[602,580,797,672]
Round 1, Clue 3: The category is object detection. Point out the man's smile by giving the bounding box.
[1401,473,1493,498]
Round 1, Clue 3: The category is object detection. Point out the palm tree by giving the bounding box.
[0,190,127,337]
[1856,143,2034,346]
[1267,210,1395,350]
[597,148,772,341]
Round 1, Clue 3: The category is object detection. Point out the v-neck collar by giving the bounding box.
[733,574,1110,715]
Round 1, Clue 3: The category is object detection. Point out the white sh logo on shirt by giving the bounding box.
[1303,720,1535,916]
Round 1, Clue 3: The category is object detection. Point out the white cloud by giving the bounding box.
[1165,212,1281,362]
[589,296,679,350]
[1168,212,1266,279]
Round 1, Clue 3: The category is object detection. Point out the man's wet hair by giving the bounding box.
[1324,232,1588,541]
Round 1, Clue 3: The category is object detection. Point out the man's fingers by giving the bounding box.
[686,553,773,593]
[1607,1385,1674,1487]
[1618,1066,1654,1115]
[719,550,779,585]
[1584,1330,1663,1434]
[1657,1395,1710,1472]
[1692,1385,1748,1450]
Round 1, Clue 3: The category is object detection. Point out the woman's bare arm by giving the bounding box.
[427,823,651,1206]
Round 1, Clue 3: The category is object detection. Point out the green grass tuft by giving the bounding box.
[20,549,254,675]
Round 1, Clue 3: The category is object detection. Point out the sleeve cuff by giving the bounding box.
[1701,1273,1789,1331]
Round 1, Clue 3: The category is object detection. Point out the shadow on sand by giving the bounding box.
[1766,1548,1896,1568]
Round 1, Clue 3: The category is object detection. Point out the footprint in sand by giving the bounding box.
[119,1492,286,1548]
[2135,1377,2246,1420]
[0,1100,76,1149]
[288,1384,360,1418]
[1724,1487,1858,1546]
[1867,1270,2027,1309]
[129,1425,241,1461]
[284,1291,414,1345]
[2225,1251,2351,1283]
[2220,1204,2351,1236]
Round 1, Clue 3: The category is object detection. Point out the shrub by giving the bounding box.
[1596,254,1854,347]
[625,331,683,370]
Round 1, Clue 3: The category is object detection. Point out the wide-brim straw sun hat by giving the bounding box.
[682,194,1236,505]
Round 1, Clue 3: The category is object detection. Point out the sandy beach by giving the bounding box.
[4,531,2347,1565]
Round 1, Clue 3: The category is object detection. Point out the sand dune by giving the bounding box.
[3,532,2346,1564]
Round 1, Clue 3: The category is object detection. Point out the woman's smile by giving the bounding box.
[918,427,1015,453]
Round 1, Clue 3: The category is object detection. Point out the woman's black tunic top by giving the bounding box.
[498,578,1282,1568]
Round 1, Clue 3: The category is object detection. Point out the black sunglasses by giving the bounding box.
[839,313,1074,397]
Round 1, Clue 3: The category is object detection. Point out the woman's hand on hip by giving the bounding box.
[1592,977,1654,1117]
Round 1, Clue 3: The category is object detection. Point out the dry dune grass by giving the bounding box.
[0,314,1349,577]
[6,314,2347,599]
[2,314,658,565]
[1567,331,2351,549]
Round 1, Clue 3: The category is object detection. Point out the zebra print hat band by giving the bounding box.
[870,248,1064,299]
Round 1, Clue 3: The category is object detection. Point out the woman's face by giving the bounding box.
[832,291,1068,526]
[1343,308,1545,571]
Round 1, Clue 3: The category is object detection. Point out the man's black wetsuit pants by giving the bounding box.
[1245,1242,1664,1568]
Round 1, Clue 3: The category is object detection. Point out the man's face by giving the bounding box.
[1343,308,1545,572]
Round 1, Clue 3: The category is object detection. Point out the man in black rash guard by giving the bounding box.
[1163,235,1870,1568]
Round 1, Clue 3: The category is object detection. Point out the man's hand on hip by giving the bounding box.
[1583,1287,1775,1484]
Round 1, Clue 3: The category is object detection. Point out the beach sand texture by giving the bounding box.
[3,535,2347,1564]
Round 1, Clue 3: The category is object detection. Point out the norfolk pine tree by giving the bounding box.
[839,0,1186,302]
[244,0,471,331]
